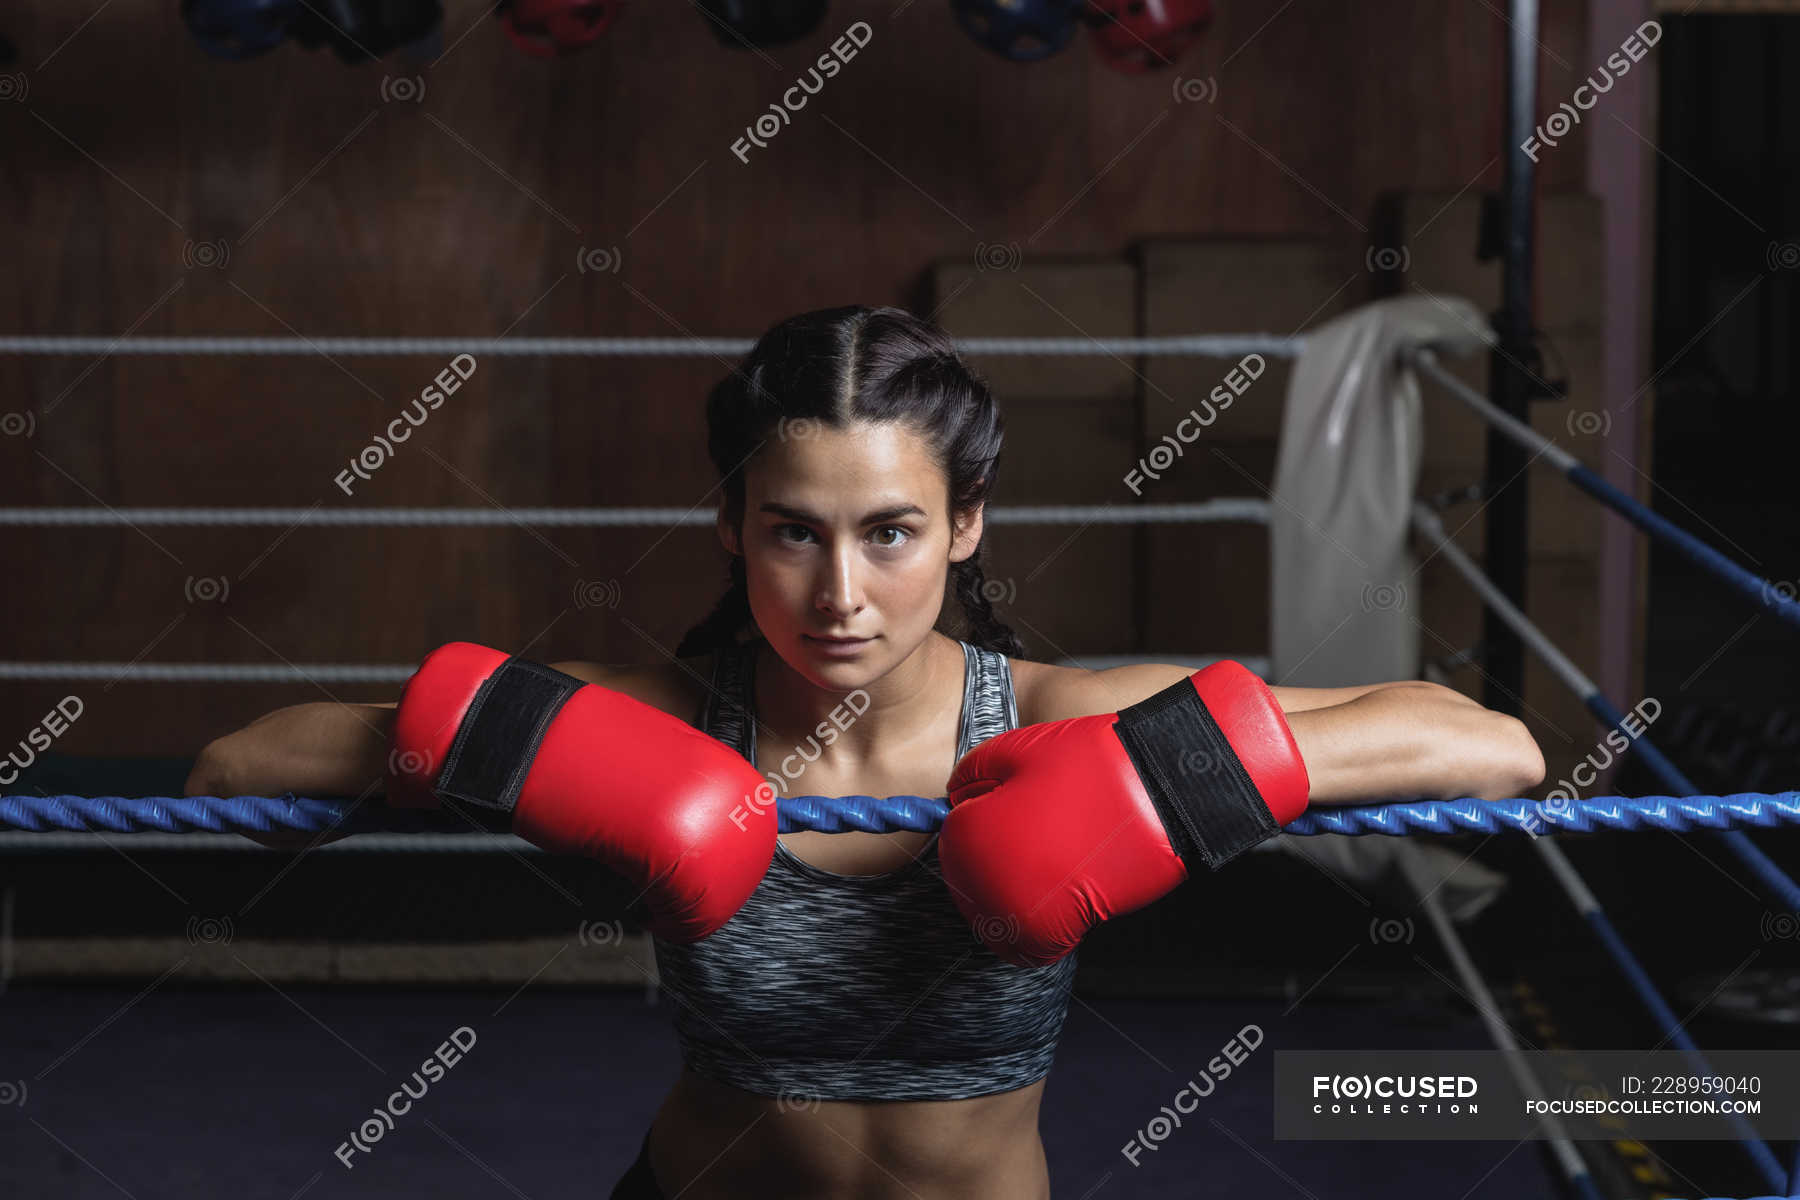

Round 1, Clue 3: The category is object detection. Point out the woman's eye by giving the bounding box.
[774,524,910,548]
[775,524,815,544]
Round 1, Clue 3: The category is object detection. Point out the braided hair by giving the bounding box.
[676,305,1026,662]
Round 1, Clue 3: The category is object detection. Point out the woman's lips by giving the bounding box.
[804,634,873,654]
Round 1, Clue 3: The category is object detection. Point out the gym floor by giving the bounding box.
[0,984,1559,1199]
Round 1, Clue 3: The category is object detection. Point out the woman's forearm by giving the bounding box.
[1287,683,1545,806]
[188,701,396,799]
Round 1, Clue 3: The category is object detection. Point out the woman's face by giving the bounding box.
[719,419,983,689]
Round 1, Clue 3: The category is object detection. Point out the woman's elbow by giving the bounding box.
[1471,715,1545,801]
[1514,721,1548,791]
[185,739,238,798]
[185,737,321,850]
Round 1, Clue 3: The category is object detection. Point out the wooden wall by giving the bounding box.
[0,0,1593,759]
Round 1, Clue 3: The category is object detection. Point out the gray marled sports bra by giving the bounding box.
[649,637,1080,1102]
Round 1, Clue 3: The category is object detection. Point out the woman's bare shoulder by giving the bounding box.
[1008,657,1073,726]
[550,655,715,727]
[1008,656,1199,725]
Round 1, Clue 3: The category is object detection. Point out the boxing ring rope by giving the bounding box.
[1418,340,1800,1200]
[1414,334,1800,1193]
[0,662,416,685]
[1415,339,1800,1192]
[2,790,1798,841]
[1411,503,1800,914]
[0,501,1266,686]
[1411,503,1796,1194]
[0,334,1304,358]
[1410,337,1800,1196]
[0,499,1270,529]
[0,655,1270,687]
[1410,348,1800,633]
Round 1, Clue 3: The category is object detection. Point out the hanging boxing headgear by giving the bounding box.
[1085,0,1212,73]
[289,0,443,63]
[182,0,301,60]
[950,0,1087,63]
[699,0,826,49]
[498,0,624,58]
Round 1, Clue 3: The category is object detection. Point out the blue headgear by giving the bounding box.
[949,0,1086,62]
[700,0,828,48]
[289,0,443,63]
[182,0,301,60]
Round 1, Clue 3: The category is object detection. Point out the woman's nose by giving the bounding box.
[816,547,865,617]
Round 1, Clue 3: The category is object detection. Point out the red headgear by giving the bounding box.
[500,0,623,58]
[1086,0,1212,73]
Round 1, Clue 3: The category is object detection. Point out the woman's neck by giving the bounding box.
[750,632,962,770]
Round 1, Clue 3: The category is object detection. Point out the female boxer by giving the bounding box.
[188,305,1544,1200]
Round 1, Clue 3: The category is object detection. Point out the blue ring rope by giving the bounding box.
[1582,693,1800,914]
[1562,694,1796,1192]
[2,790,1798,836]
[1410,373,1800,1191]
[1566,463,1800,632]
[1403,388,1800,1190]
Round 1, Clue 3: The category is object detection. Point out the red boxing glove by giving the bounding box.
[940,661,1309,967]
[388,642,775,942]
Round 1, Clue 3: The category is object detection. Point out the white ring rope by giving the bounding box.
[0,334,1304,358]
[0,500,1273,528]
[1410,504,1596,700]
[0,501,1273,683]
[0,831,536,853]
[1408,348,1581,473]
[0,662,417,683]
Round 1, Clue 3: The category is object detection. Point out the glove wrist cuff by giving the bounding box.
[1111,661,1307,871]
[389,653,583,819]
[434,656,583,818]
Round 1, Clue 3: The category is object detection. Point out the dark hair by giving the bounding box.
[676,305,1026,662]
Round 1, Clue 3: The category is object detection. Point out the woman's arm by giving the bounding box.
[1025,659,1454,718]
[185,701,397,848]
[1026,662,1543,807]
[183,658,638,847]
[187,701,396,801]
[184,658,634,802]
[1289,683,1545,805]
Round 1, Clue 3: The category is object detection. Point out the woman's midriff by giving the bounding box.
[643,1068,1052,1200]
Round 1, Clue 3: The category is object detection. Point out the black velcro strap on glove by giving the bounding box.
[434,656,582,818]
[1112,678,1279,871]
